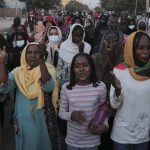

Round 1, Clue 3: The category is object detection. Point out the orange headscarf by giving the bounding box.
[124,31,150,81]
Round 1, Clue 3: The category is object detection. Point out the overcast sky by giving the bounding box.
[80,0,100,9]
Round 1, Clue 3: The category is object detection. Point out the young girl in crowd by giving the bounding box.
[59,53,108,150]
[110,31,150,150]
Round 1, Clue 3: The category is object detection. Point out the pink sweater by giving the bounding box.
[59,82,107,147]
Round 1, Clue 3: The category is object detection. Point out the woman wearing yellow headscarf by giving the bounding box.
[0,42,59,150]
[109,31,150,150]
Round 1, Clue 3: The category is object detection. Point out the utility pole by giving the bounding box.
[146,0,150,12]
[16,0,18,16]
[73,0,75,12]
[135,0,138,15]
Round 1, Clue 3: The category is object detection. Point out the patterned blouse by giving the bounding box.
[56,57,71,87]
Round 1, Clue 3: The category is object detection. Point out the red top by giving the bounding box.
[115,63,127,70]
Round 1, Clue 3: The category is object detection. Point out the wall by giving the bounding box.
[0,8,24,17]
[4,0,26,9]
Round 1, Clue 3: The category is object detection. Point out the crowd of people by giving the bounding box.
[0,8,150,150]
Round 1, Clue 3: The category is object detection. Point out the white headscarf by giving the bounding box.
[46,26,62,64]
[59,23,91,63]
[47,26,62,42]
[137,20,147,31]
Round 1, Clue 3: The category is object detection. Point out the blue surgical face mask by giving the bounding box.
[16,40,25,47]
[49,35,59,43]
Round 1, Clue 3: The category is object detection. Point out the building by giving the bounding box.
[4,0,26,9]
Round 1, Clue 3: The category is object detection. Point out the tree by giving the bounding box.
[0,0,5,8]
[65,1,89,12]
[94,6,105,12]
[101,0,146,13]
[18,0,61,10]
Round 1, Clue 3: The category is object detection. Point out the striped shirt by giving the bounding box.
[59,82,107,147]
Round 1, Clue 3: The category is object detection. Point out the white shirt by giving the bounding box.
[110,68,150,144]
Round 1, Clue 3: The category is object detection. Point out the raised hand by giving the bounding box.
[109,71,122,96]
[38,43,48,62]
[77,42,84,52]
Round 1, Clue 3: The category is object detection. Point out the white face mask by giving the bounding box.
[16,40,25,47]
[49,35,59,43]
[128,25,135,30]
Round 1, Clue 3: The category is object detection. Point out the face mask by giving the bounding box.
[128,25,135,30]
[49,35,59,43]
[16,40,25,47]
